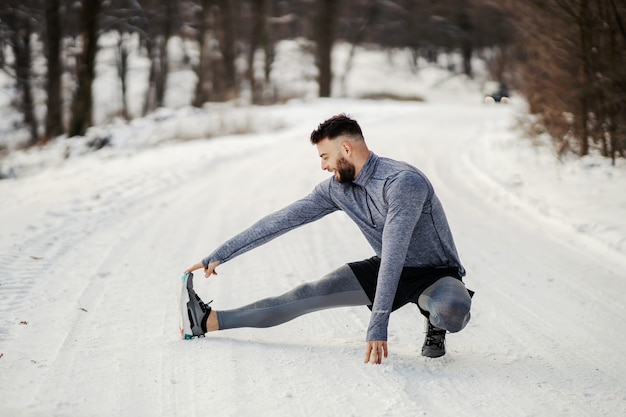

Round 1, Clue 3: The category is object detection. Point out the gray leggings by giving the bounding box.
[217,265,472,333]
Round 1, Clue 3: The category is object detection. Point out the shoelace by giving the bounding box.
[424,325,446,347]
[194,294,213,313]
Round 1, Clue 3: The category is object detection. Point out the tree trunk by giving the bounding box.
[13,17,38,145]
[143,38,157,115]
[143,0,175,114]
[45,0,63,141]
[193,0,215,107]
[155,2,173,108]
[116,33,130,119]
[216,0,238,101]
[248,0,267,104]
[262,0,276,103]
[143,37,167,114]
[315,0,338,97]
[12,9,39,146]
[68,0,102,137]
[457,9,473,78]
[578,0,592,156]
[153,36,168,108]
[607,0,626,163]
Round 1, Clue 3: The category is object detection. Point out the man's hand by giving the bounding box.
[185,260,221,278]
[364,340,388,365]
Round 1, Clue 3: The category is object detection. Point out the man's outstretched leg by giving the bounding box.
[417,276,472,358]
[182,265,371,338]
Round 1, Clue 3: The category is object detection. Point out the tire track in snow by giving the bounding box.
[0,139,241,413]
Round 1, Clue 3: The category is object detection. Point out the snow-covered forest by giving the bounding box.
[1,0,625,162]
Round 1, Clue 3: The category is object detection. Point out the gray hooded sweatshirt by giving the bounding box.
[202,152,464,341]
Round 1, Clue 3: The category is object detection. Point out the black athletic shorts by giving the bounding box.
[348,256,463,315]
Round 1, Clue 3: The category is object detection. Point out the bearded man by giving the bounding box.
[182,114,473,364]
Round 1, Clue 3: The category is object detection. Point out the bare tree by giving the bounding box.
[142,0,176,115]
[101,0,147,120]
[192,0,215,107]
[45,0,63,140]
[68,0,103,137]
[247,0,270,104]
[338,0,379,95]
[215,0,238,101]
[0,2,40,145]
[499,0,625,160]
[315,0,339,97]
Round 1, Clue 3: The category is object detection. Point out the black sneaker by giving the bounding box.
[421,319,446,358]
[179,272,212,340]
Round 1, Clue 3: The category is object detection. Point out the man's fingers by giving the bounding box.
[364,343,372,363]
[364,342,387,364]
[184,263,203,274]
[364,343,378,364]
[204,260,221,278]
[364,341,387,364]
[373,349,380,364]
[183,261,220,278]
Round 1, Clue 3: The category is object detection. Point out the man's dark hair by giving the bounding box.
[310,114,364,144]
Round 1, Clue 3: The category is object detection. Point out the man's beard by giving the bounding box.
[335,155,356,183]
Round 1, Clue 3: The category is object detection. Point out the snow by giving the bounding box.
[1,41,626,417]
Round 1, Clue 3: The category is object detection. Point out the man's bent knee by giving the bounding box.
[430,300,471,333]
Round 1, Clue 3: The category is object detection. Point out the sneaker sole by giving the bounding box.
[422,348,446,358]
[179,272,194,340]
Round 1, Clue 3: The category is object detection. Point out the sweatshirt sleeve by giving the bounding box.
[365,172,430,341]
[202,180,338,268]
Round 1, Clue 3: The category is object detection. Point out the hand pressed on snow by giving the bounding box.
[364,340,388,365]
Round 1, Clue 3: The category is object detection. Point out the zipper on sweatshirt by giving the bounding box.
[364,189,378,228]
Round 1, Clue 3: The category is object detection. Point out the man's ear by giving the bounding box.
[341,141,352,156]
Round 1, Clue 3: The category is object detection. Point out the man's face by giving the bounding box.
[316,138,355,183]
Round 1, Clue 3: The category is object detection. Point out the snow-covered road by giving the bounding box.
[1,97,625,416]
